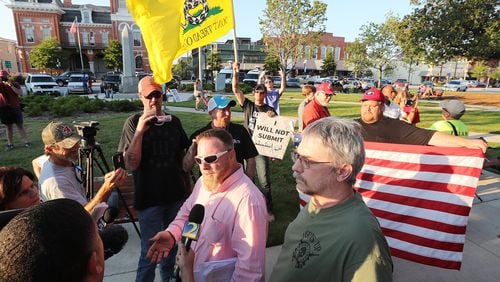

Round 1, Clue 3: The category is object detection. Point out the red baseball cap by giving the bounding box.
[316,82,335,95]
[361,88,385,103]
[0,70,9,77]
[138,76,162,96]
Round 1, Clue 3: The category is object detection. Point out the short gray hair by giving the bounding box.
[302,117,365,185]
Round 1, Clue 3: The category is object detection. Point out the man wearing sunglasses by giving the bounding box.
[147,129,267,281]
[270,117,393,281]
[302,81,335,129]
[232,61,277,221]
[183,95,258,179]
[118,76,191,282]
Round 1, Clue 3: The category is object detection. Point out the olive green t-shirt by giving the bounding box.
[270,192,393,282]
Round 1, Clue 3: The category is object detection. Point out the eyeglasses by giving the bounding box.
[291,151,331,169]
[195,149,231,165]
[265,80,273,83]
[144,91,162,100]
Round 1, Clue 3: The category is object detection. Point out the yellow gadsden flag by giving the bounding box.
[126,0,234,84]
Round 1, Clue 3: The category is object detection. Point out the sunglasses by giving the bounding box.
[194,149,231,165]
[144,91,162,100]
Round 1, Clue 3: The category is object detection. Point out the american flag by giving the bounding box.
[299,142,484,270]
[70,19,77,34]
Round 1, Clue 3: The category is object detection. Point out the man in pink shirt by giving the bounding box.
[147,128,268,281]
[302,81,335,129]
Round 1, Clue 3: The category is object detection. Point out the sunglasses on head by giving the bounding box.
[144,91,162,100]
[194,149,231,165]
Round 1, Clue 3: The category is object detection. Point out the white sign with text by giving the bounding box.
[252,113,294,159]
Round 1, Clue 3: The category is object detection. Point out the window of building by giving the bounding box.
[69,31,76,44]
[132,26,141,47]
[21,17,32,23]
[305,46,310,59]
[313,47,318,59]
[328,47,334,56]
[135,56,143,69]
[82,32,89,45]
[25,27,34,43]
[320,46,326,59]
[119,0,127,9]
[102,32,109,45]
[334,47,341,61]
[82,11,91,23]
[43,26,51,40]
[89,32,95,45]
[41,18,49,23]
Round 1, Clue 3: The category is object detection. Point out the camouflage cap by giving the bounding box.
[42,122,81,149]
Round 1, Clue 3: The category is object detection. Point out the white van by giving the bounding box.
[243,68,263,87]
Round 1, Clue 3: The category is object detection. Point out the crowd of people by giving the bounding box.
[0,61,488,281]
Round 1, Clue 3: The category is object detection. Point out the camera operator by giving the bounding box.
[38,121,128,259]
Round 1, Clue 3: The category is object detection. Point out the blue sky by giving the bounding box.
[0,0,413,42]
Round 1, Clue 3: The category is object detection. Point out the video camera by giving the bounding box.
[74,121,99,147]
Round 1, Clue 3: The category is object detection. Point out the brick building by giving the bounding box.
[6,0,150,78]
[0,37,21,74]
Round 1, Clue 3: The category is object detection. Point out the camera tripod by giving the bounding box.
[78,141,141,238]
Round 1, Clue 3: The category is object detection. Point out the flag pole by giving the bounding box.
[198,47,203,85]
[75,17,84,71]
[230,0,238,64]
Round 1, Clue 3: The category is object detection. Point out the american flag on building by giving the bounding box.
[299,142,484,270]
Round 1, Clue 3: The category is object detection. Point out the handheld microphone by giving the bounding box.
[175,204,205,281]
[97,206,119,231]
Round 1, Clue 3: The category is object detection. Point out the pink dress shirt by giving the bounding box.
[167,165,268,281]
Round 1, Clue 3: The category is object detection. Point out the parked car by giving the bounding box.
[286,78,301,88]
[272,76,282,87]
[100,74,121,93]
[54,70,95,86]
[375,79,391,88]
[393,78,409,89]
[443,80,468,92]
[25,73,61,96]
[243,68,262,87]
[361,79,375,90]
[67,74,91,95]
[467,80,487,88]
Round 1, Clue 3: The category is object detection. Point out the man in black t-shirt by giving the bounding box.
[184,95,258,179]
[117,76,189,282]
[232,62,277,221]
[356,88,487,152]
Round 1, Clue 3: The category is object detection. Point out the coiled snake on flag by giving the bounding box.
[183,0,209,27]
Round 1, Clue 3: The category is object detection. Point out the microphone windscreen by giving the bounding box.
[100,224,128,260]
[103,207,119,223]
[188,204,205,224]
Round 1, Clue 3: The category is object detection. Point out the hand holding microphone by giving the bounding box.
[146,204,205,265]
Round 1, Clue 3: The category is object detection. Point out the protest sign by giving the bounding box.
[252,113,294,159]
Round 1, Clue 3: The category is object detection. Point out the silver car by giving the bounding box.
[443,80,468,92]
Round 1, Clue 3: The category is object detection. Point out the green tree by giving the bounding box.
[29,38,62,74]
[345,40,371,78]
[207,51,222,72]
[403,0,499,62]
[173,57,192,79]
[263,54,281,74]
[321,51,336,76]
[471,61,489,80]
[358,15,402,86]
[103,40,123,71]
[259,0,327,71]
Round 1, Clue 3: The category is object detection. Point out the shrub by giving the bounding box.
[224,83,252,94]
[107,100,141,112]
[183,83,194,91]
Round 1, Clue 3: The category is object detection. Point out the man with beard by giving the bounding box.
[302,82,335,129]
[270,117,393,281]
[356,88,487,151]
[183,95,258,179]
[39,121,126,213]
[38,122,128,260]
[147,129,267,281]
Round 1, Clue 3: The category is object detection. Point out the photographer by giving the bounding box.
[38,121,128,259]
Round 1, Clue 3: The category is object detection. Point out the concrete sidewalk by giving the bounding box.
[104,170,500,282]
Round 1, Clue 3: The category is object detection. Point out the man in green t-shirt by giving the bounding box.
[270,117,393,282]
[430,100,469,136]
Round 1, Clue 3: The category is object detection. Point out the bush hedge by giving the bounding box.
[21,95,141,117]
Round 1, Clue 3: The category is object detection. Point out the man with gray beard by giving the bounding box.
[147,129,268,281]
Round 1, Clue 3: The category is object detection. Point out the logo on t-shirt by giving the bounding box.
[292,230,321,268]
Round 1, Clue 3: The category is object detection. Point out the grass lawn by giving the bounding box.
[1,90,499,246]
